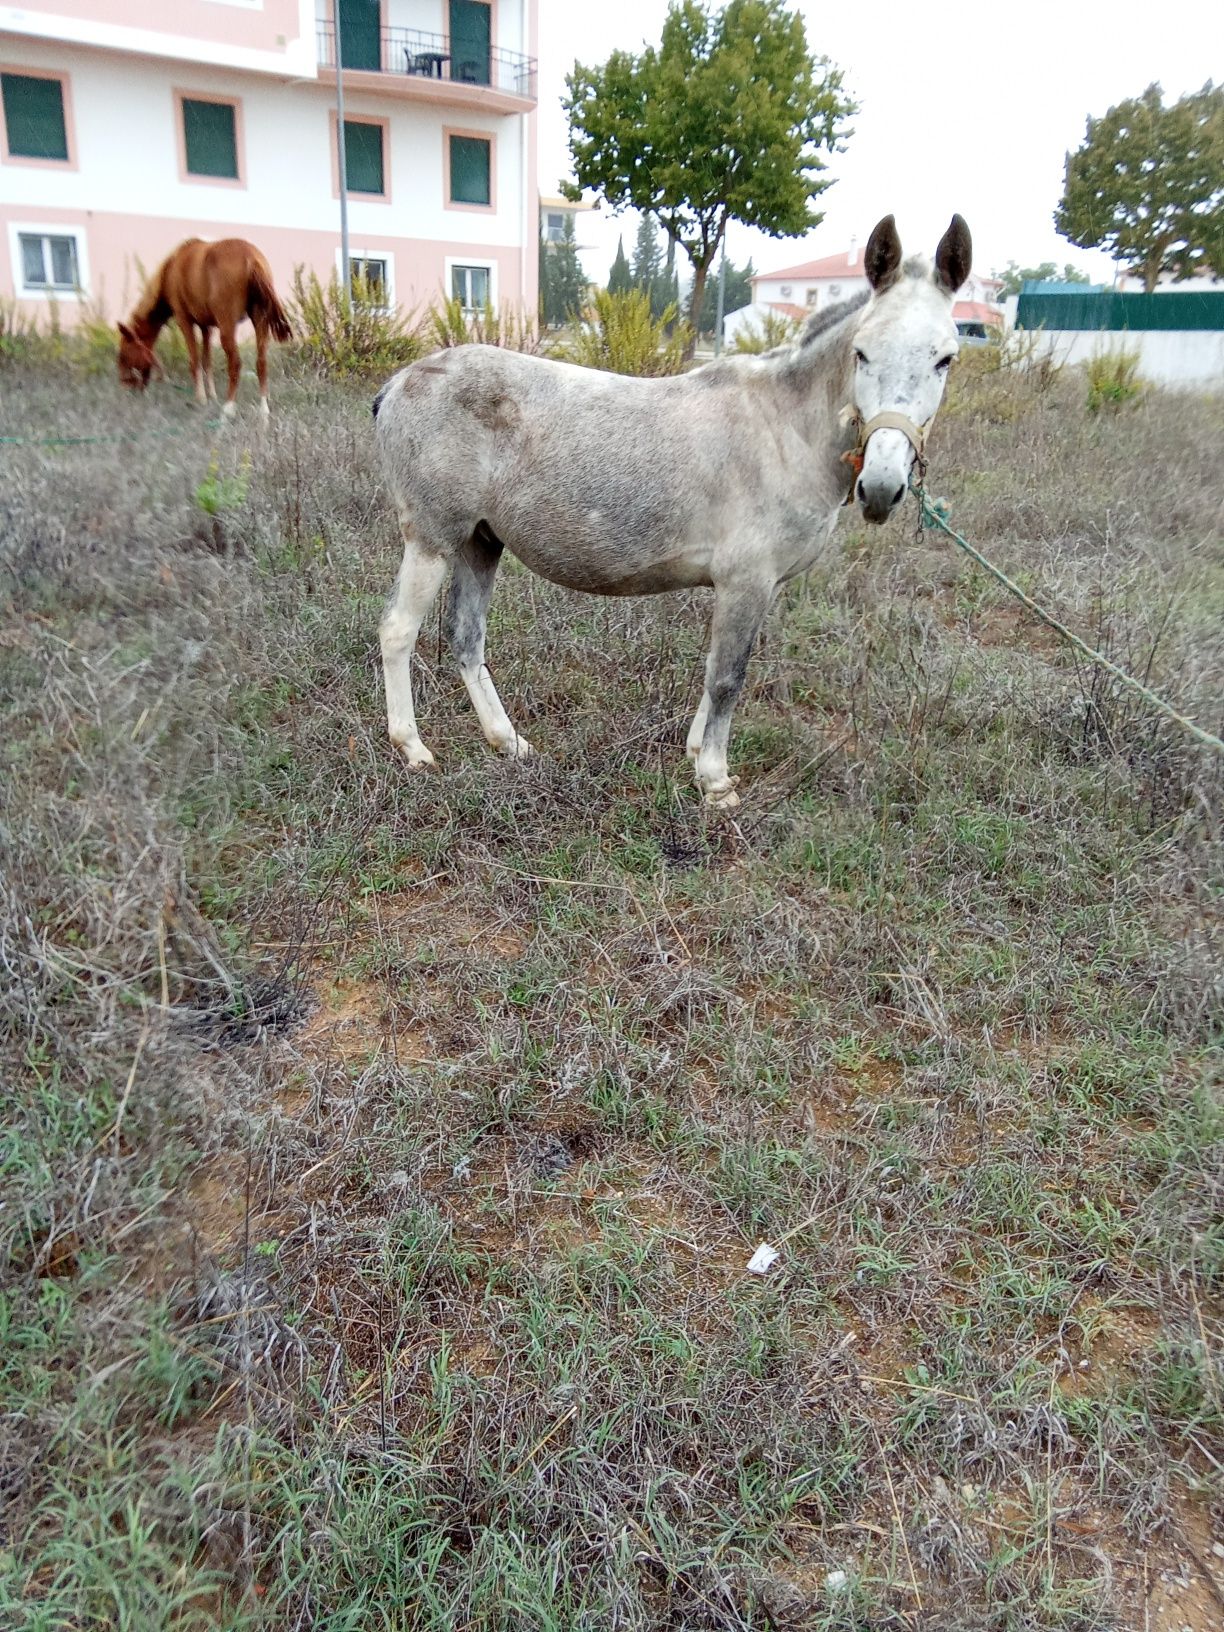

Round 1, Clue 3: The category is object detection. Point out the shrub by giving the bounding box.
[289,266,425,379]
[567,288,690,376]
[1085,346,1142,413]
[428,295,543,352]
[731,310,800,354]
[943,330,1064,422]
[0,298,38,364]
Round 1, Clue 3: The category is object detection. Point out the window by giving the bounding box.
[343,119,385,195]
[545,211,564,243]
[2,71,69,161]
[805,289,818,307]
[181,96,239,180]
[19,231,79,291]
[448,133,491,206]
[452,263,490,310]
[350,256,389,304]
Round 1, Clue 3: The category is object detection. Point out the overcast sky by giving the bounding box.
[536,0,1217,286]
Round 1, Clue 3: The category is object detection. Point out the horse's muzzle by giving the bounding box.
[856,474,906,524]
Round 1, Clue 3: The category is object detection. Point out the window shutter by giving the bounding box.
[182,99,238,179]
[449,135,490,206]
[344,121,384,195]
[2,73,69,160]
[448,1,491,85]
[338,0,381,70]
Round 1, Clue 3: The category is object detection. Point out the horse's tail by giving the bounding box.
[249,259,293,343]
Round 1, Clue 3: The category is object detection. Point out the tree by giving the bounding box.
[564,0,855,342]
[608,234,632,294]
[1055,81,1224,292]
[540,211,587,326]
[994,261,1090,297]
[630,212,665,315]
[696,255,755,335]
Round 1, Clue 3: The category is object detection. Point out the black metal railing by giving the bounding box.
[317,24,537,99]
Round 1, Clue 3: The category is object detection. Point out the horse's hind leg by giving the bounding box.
[444,531,532,759]
[382,529,449,769]
[254,326,271,418]
[200,328,217,402]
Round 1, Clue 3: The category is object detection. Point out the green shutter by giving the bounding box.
[1,73,68,161]
[449,1,491,84]
[449,135,490,206]
[182,98,238,179]
[338,0,381,70]
[344,120,384,194]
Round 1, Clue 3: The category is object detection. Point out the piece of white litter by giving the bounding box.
[824,1570,849,1592]
[453,1154,473,1181]
[746,1242,780,1275]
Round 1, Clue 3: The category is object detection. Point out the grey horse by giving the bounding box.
[373,213,971,806]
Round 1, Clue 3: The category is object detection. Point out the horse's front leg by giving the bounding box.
[178,317,206,406]
[692,578,775,809]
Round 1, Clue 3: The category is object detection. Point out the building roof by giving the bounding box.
[767,302,809,322]
[753,248,867,283]
[753,249,1005,292]
[953,301,1005,326]
[539,194,596,213]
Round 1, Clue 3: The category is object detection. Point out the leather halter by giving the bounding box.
[840,408,930,505]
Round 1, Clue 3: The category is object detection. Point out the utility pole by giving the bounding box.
[713,248,728,356]
[333,2,351,300]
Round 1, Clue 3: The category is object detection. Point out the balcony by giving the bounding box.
[316,24,537,111]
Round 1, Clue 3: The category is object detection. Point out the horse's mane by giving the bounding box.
[794,287,871,351]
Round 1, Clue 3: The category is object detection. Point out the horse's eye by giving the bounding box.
[936,354,955,371]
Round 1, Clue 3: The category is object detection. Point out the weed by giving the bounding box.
[1085,347,1143,413]
[568,287,691,375]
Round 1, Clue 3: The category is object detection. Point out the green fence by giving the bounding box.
[1016,290,1224,332]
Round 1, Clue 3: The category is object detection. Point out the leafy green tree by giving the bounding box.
[994,261,1090,297]
[696,255,755,335]
[1055,81,1224,292]
[564,0,854,341]
[608,235,632,295]
[540,211,587,326]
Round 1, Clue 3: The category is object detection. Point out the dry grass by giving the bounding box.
[1,345,1222,1630]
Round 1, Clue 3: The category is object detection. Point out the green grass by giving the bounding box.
[0,352,1221,1628]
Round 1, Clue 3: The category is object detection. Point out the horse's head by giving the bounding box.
[848,214,972,524]
[116,321,157,390]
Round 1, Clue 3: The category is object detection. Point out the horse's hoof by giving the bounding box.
[702,777,740,810]
[393,739,436,770]
[501,734,533,760]
[221,402,237,420]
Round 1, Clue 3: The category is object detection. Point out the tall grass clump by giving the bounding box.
[569,288,690,376]
[1085,346,1142,413]
[428,295,543,352]
[731,309,800,354]
[290,266,426,379]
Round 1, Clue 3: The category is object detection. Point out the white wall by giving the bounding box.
[1,40,525,250]
[1021,328,1224,388]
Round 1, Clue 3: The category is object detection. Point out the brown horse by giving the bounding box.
[117,237,292,417]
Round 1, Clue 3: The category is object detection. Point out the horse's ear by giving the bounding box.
[864,215,903,291]
[117,321,135,342]
[934,215,972,294]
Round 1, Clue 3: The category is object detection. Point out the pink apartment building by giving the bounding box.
[0,0,538,323]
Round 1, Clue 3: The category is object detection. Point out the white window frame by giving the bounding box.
[334,246,395,310]
[545,211,564,243]
[8,221,89,301]
[445,256,497,312]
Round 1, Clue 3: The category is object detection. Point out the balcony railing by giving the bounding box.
[317,24,537,100]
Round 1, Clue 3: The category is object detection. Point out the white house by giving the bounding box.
[0,0,539,322]
[726,239,1003,344]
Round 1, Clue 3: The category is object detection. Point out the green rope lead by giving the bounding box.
[1,416,226,447]
[913,481,1224,758]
